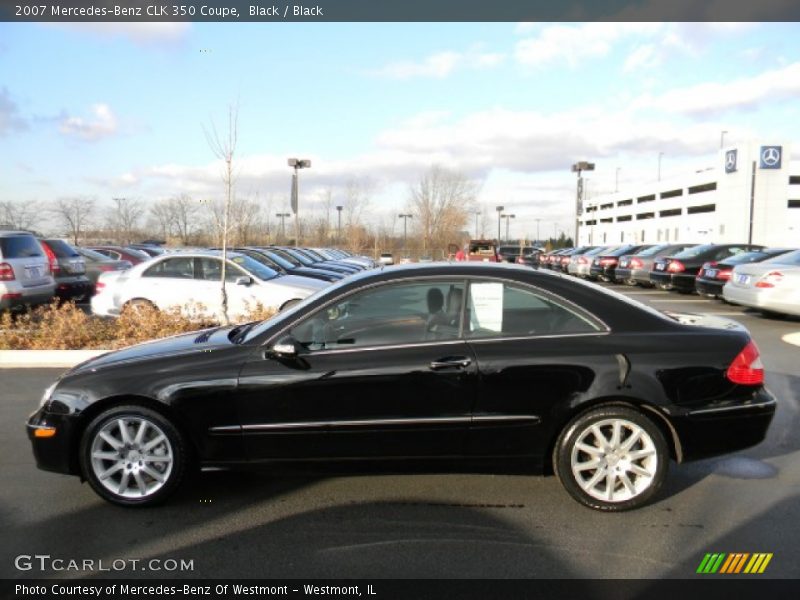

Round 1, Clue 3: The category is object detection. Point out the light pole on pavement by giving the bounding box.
[288,158,311,247]
[398,213,412,257]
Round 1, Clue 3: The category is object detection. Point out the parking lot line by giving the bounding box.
[783,332,800,347]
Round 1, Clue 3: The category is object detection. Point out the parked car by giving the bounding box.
[515,249,543,267]
[722,249,800,317]
[543,248,571,269]
[378,252,394,266]
[274,247,361,275]
[39,239,93,302]
[467,239,499,262]
[262,247,349,281]
[588,245,649,282]
[129,243,166,257]
[559,246,596,274]
[650,244,764,293]
[91,250,327,320]
[228,247,344,283]
[695,248,794,298]
[497,245,535,263]
[30,263,775,511]
[88,245,151,265]
[615,244,697,287]
[75,247,132,294]
[0,231,54,311]
[312,247,376,269]
[567,246,611,277]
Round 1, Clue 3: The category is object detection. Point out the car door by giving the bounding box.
[138,256,206,314]
[463,279,613,458]
[236,279,476,460]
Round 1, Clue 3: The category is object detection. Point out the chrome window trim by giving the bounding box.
[262,273,610,352]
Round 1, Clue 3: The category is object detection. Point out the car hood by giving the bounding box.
[68,326,234,374]
[269,274,328,292]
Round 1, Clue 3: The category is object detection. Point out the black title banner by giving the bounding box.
[3,0,800,22]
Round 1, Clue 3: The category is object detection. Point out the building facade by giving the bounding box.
[578,141,800,248]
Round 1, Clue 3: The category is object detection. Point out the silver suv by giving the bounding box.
[0,231,55,311]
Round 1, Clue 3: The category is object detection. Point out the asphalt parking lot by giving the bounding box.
[1,283,799,580]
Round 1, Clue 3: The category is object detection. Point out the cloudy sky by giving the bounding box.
[1,21,799,239]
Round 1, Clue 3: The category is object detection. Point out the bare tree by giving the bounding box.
[0,200,41,231]
[106,197,145,245]
[409,165,478,256]
[341,177,373,253]
[149,199,173,241]
[51,197,95,245]
[204,104,239,324]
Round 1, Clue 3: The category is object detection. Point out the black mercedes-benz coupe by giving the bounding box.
[27,263,775,511]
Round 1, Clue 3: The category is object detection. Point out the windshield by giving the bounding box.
[229,255,279,280]
[283,248,315,266]
[635,244,670,257]
[763,249,800,266]
[77,247,114,261]
[44,239,80,258]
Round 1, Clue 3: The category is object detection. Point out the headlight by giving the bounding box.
[40,382,57,407]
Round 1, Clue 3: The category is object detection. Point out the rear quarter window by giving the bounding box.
[43,239,79,258]
[0,235,43,259]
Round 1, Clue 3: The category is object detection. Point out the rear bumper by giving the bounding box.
[650,271,696,291]
[672,388,777,462]
[0,283,55,310]
[54,277,93,300]
[723,285,800,316]
[695,278,725,296]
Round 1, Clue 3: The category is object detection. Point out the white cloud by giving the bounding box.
[59,103,118,141]
[632,61,800,117]
[369,47,505,80]
[44,23,190,46]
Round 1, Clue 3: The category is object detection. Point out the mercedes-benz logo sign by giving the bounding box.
[762,147,781,167]
[725,151,737,171]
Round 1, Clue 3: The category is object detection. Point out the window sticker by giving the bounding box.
[470,282,503,332]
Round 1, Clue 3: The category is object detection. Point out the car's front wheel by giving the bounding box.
[554,406,668,511]
[79,405,187,507]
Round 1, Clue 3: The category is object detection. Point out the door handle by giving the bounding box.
[430,357,472,370]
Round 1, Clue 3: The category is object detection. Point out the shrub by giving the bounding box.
[0,300,277,350]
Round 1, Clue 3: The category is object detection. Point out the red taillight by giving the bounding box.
[630,257,643,269]
[577,256,588,265]
[755,271,783,288]
[717,269,732,280]
[0,262,15,281]
[41,243,60,275]
[1,292,22,300]
[95,281,106,292]
[726,341,764,385]
[599,258,617,266]
[667,260,685,273]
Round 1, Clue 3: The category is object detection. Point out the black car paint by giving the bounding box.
[28,264,775,480]
[650,244,765,292]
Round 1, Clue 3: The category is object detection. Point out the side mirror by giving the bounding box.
[235,276,253,286]
[268,336,298,359]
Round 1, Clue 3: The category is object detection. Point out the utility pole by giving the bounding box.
[571,161,594,247]
[495,205,504,242]
[288,158,311,247]
[276,212,291,243]
[336,205,343,247]
[398,213,412,257]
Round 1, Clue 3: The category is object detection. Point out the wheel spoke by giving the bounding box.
[98,463,123,480]
[590,424,608,448]
[143,455,171,463]
[605,472,617,501]
[581,468,605,491]
[98,431,123,450]
[619,472,637,495]
[134,420,147,445]
[117,471,131,494]
[142,465,165,483]
[574,458,602,472]
[628,463,652,478]
[133,472,147,496]
[118,419,133,444]
[621,428,643,452]
[609,421,622,449]
[142,434,166,452]
[92,451,119,461]
[575,442,603,456]
[628,449,655,461]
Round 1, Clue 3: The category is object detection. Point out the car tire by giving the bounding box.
[79,405,188,507]
[122,298,157,315]
[554,406,668,511]
[761,309,788,320]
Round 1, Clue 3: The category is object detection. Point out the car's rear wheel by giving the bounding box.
[79,405,187,507]
[122,298,157,315]
[554,406,668,511]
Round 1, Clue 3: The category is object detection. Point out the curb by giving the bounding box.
[0,350,109,369]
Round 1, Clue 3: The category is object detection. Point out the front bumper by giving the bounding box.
[27,406,81,475]
[671,388,777,462]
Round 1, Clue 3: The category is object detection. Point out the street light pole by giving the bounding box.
[501,214,515,243]
[398,213,412,257]
[571,161,595,247]
[495,205,504,242]
[276,212,291,243]
[288,158,311,247]
[336,205,343,247]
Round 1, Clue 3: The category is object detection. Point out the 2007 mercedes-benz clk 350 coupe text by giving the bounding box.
[27,263,776,511]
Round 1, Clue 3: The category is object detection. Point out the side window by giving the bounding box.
[289,281,465,351]
[196,257,248,282]
[143,257,195,279]
[466,281,600,338]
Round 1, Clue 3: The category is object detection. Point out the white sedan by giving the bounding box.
[722,249,800,317]
[91,250,328,320]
